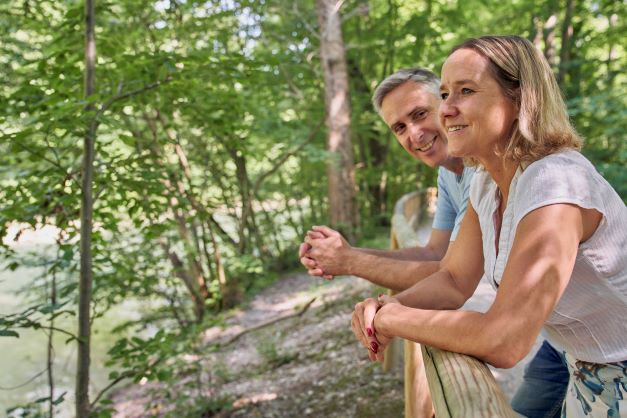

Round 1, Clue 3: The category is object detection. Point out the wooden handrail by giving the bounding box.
[389,191,517,418]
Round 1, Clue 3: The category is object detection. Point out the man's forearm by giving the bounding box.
[357,245,442,262]
[346,250,441,292]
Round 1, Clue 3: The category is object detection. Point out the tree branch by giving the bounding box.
[89,356,164,409]
[252,119,324,195]
[220,297,316,346]
[95,76,174,121]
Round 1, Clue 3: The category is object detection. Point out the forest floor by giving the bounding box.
[111,271,540,418]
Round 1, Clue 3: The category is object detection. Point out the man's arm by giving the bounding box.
[357,228,451,261]
[303,226,452,291]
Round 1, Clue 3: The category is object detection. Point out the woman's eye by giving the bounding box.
[440,92,449,100]
[461,88,474,95]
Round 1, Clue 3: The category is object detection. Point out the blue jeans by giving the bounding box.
[511,340,570,418]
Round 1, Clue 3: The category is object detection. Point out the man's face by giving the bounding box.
[380,81,449,168]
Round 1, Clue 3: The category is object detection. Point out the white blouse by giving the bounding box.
[470,150,627,363]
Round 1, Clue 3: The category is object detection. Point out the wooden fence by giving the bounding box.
[388,191,517,418]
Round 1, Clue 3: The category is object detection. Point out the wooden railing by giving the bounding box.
[388,191,517,418]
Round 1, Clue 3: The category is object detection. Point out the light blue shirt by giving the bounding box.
[432,166,474,240]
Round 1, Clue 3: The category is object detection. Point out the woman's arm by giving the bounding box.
[351,202,485,359]
[374,203,598,368]
[391,201,485,309]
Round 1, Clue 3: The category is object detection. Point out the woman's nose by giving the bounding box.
[439,98,458,119]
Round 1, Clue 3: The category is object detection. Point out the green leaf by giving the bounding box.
[0,330,19,338]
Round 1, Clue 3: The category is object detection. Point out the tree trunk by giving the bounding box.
[48,242,60,418]
[77,0,96,415]
[316,0,357,243]
[605,13,617,87]
[557,0,575,87]
[348,57,389,222]
[543,14,558,68]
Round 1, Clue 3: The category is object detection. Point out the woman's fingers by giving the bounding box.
[377,294,399,306]
[351,312,369,349]
[362,299,379,343]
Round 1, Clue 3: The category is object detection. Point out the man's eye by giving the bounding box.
[440,92,449,100]
[395,126,405,134]
[412,111,426,120]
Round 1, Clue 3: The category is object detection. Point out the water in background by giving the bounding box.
[0,225,140,417]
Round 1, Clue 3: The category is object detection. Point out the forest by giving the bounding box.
[0,0,624,417]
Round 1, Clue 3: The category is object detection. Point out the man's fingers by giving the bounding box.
[307,268,324,277]
[312,225,337,237]
[300,256,317,269]
[306,230,326,240]
[304,235,324,248]
[298,243,311,258]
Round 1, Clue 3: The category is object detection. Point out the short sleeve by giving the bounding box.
[513,151,608,226]
[432,168,457,233]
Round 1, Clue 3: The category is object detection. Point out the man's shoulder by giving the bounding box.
[438,166,476,191]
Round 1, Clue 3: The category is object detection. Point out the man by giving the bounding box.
[300,68,471,418]
[300,68,471,292]
[299,68,570,418]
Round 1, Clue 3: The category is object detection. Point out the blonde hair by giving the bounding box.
[451,35,582,164]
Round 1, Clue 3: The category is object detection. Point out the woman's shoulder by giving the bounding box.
[513,149,618,222]
[518,150,599,192]
[524,149,593,174]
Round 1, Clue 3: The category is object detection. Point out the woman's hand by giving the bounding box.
[351,295,399,362]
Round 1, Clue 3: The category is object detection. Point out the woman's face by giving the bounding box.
[439,48,519,163]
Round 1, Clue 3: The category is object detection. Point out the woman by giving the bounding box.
[352,35,626,417]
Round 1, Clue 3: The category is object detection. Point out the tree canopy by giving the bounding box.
[0,0,624,416]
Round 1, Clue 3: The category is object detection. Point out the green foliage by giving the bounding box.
[6,392,66,418]
[0,0,624,415]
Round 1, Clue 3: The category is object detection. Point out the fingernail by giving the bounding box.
[371,341,378,353]
[367,328,372,337]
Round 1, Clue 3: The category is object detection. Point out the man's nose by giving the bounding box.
[407,124,423,144]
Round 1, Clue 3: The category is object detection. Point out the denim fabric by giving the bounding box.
[511,341,570,418]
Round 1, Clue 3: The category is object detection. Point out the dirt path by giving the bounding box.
[112,272,540,417]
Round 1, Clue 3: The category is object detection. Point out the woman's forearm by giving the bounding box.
[376,303,535,368]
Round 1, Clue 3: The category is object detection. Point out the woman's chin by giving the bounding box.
[448,147,467,158]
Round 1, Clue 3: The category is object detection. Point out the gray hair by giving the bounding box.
[372,68,441,115]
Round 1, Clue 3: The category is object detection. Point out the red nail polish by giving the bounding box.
[371,341,379,352]
[367,328,372,337]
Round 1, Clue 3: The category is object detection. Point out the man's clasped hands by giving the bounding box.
[298,225,397,362]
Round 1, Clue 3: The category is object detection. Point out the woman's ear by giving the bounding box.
[512,87,521,111]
